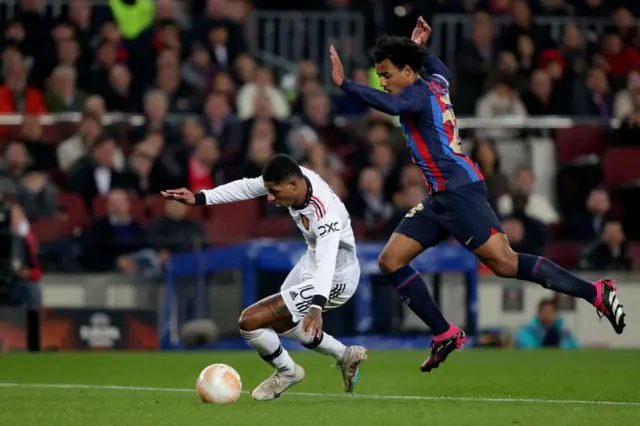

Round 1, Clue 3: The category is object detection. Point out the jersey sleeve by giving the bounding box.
[421,48,451,85]
[339,80,426,115]
[309,214,342,304]
[200,176,268,205]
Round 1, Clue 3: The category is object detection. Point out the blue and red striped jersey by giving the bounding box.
[340,51,484,193]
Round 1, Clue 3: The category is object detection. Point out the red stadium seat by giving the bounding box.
[543,242,582,269]
[629,243,640,270]
[603,147,640,189]
[555,125,606,166]
[253,217,295,238]
[210,199,260,222]
[203,217,252,246]
[58,191,88,229]
[31,219,73,243]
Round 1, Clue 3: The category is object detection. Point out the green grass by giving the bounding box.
[1,350,639,426]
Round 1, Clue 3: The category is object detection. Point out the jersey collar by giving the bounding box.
[292,176,313,210]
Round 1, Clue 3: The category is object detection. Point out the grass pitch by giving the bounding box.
[1,350,639,426]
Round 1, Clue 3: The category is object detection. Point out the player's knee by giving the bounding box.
[238,307,258,332]
[377,252,405,274]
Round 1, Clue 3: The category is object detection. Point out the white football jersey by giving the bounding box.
[200,167,357,300]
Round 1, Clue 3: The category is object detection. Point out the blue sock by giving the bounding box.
[517,254,596,302]
[385,265,450,335]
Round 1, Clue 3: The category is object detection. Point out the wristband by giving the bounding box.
[310,295,327,309]
[193,192,206,206]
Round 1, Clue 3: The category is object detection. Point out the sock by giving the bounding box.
[517,254,597,302]
[385,265,450,335]
[280,322,346,362]
[240,328,296,374]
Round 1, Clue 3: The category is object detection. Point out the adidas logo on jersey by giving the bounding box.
[289,291,298,300]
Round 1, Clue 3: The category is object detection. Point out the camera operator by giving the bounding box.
[0,199,42,309]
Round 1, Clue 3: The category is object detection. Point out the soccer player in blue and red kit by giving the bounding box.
[330,17,626,372]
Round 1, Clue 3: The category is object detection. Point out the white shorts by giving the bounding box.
[280,261,360,322]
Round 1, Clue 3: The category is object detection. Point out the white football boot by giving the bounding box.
[251,364,305,401]
[338,345,368,393]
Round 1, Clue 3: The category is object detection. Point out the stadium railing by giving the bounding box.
[430,15,640,65]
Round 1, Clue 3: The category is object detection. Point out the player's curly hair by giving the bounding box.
[373,35,426,73]
[262,154,303,183]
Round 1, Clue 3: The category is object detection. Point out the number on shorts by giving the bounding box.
[406,203,424,218]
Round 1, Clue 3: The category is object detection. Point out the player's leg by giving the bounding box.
[474,233,626,334]
[378,201,467,372]
[278,274,367,393]
[448,182,625,334]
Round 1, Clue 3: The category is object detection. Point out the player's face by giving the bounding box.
[375,59,414,95]
[264,179,299,208]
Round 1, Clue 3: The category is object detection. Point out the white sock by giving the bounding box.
[281,322,346,362]
[240,328,296,374]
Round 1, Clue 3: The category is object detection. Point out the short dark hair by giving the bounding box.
[373,35,426,73]
[538,298,557,312]
[262,154,303,183]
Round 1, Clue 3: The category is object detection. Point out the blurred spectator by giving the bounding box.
[89,41,120,95]
[83,95,107,119]
[455,12,495,114]
[370,143,401,200]
[66,133,130,207]
[515,298,578,349]
[475,79,527,140]
[17,166,59,221]
[497,166,559,224]
[470,140,510,204]
[613,7,640,49]
[613,86,640,146]
[576,0,610,17]
[515,35,535,79]
[237,67,290,120]
[601,29,640,80]
[486,51,528,95]
[183,136,225,193]
[500,0,550,54]
[572,67,612,117]
[130,90,175,144]
[304,142,344,179]
[560,24,587,79]
[182,43,215,92]
[2,202,42,310]
[522,70,562,115]
[82,189,147,271]
[203,92,236,146]
[243,136,274,178]
[19,115,58,171]
[286,125,320,162]
[0,141,30,195]
[233,53,257,86]
[300,91,351,151]
[0,51,47,115]
[347,167,394,231]
[613,70,640,121]
[44,65,88,113]
[579,220,631,271]
[566,187,613,242]
[502,214,548,255]
[105,64,141,112]
[57,112,125,172]
[127,148,155,199]
[119,200,205,280]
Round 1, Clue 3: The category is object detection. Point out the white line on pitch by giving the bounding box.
[0,382,638,407]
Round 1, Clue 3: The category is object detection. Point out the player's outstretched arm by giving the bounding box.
[330,46,425,115]
[162,177,268,206]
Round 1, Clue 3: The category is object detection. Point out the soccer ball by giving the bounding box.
[196,364,243,404]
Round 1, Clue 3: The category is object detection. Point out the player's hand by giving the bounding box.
[302,307,323,339]
[411,16,432,46]
[330,45,345,86]
[161,188,196,205]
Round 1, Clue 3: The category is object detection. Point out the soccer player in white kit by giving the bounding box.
[162,154,367,401]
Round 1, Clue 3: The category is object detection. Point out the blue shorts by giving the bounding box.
[395,181,504,251]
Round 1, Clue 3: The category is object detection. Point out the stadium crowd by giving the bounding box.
[0,0,639,280]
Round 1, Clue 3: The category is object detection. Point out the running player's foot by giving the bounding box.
[250,364,305,401]
[338,345,368,393]
[593,279,626,334]
[421,325,466,373]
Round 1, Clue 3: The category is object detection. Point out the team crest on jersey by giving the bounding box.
[300,214,309,230]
